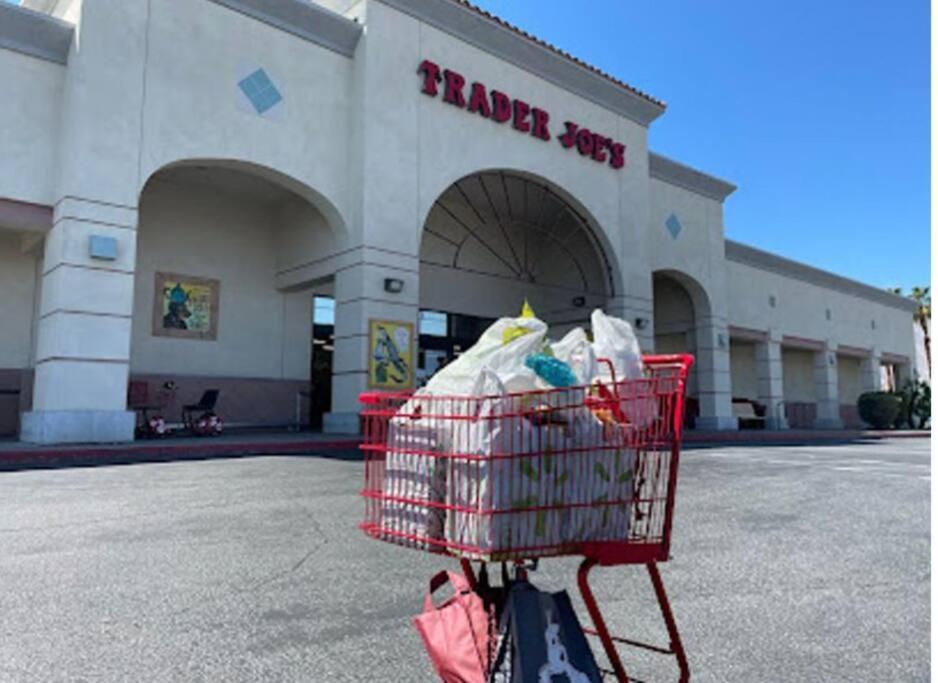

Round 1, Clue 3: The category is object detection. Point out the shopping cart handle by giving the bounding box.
[359,392,385,405]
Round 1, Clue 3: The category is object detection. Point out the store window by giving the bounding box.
[419,310,448,337]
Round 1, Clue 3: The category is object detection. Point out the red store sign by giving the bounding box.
[418,59,626,170]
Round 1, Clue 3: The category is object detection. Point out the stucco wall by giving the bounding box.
[730,340,758,399]
[726,260,914,359]
[131,177,315,381]
[0,49,64,206]
[0,232,39,369]
[782,348,816,402]
[137,0,354,228]
[648,177,726,310]
[358,0,649,298]
[837,355,863,405]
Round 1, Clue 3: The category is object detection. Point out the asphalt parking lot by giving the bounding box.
[0,438,929,682]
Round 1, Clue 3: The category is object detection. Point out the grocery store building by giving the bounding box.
[0,0,918,443]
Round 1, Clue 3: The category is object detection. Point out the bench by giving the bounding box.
[732,399,767,429]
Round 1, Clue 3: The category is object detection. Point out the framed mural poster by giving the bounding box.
[368,319,415,390]
[152,272,220,341]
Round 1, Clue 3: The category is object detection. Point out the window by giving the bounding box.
[419,310,448,337]
[313,297,335,326]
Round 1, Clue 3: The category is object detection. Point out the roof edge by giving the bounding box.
[376,0,666,126]
[649,152,737,202]
[725,239,919,313]
[0,2,73,66]
[205,0,362,57]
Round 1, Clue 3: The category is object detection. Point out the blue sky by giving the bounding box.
[473,0,930,292]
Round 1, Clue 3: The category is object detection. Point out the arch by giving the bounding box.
[420,168,623,300]
[140,158,349,239]
[652,268,713,321]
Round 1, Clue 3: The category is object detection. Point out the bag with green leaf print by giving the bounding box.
[445,370,637,561]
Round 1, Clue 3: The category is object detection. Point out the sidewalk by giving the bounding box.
[0,427,929,470]
[0,430,360,471]
[684,428,931,448]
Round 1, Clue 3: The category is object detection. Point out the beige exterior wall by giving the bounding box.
[0,233,39,370]
[730,341,758,399]
[782,348,815,402]
[0,50,64,206]
[837,355,863,405]
[726,260,914,359]
[132,176,320,382]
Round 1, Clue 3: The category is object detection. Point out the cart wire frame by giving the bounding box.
[360,353,694,682]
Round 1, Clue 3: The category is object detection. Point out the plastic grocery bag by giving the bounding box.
[445,370,636,560]
[550,328,598,386]
[381,403,449,551]
[422,309,546,397]
[590,309,657,428]
[591,309,643,381]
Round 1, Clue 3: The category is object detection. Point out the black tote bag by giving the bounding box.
[489,580,602,683]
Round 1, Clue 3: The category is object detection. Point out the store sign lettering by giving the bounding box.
[418,59,626,170]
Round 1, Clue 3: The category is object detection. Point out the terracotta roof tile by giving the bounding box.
[449,0,666,109]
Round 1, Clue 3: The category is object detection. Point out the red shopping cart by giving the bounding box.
[360,354,694,682]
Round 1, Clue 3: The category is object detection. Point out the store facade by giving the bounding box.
[0,0,918,443]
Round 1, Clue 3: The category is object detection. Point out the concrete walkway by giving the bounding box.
[0,427,928,470]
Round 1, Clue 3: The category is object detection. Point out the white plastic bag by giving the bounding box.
[591,309,644,381]
[590,309,657,428]
[421,315,546,397]
[381,400,450,551]
[445,369,636,560]
[551,327,598,386]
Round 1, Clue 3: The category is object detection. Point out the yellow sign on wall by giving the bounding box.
[368,319,415,390]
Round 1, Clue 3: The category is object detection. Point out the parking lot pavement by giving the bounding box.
[0,438,929,682]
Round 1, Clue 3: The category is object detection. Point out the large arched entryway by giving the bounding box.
[132,161,345,432]
[652,271,708,425]
[652,268,736,429]
[417,170,619,384]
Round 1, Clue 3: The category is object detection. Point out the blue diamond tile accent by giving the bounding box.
[665,213,682,240]
[238,69,283,115]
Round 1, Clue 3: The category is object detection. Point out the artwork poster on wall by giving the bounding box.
[152,271,220,341]
[368,319,415,390]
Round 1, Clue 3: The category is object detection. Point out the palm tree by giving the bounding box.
[910,286,931,376]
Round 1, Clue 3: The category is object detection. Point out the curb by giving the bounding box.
[0,438,362,471]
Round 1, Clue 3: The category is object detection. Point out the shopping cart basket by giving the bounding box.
[360,354,694,682]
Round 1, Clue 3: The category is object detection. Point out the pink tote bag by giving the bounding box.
[413,570,491,683]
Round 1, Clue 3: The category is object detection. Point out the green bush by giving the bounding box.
[857,392,902,429]
[897,379,931,429]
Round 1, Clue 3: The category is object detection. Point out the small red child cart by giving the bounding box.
[360,354,694,682]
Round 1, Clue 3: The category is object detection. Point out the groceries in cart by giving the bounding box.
[364,302,675,561]
[360,321,695,682]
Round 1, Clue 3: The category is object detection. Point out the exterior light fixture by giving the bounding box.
[384,278,404,294]
[89,234,117,261]
[718,333,728,349]
[634,317,649,330]
[572,296,586,308]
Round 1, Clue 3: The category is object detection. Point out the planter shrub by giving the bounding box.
[857,392,902,429]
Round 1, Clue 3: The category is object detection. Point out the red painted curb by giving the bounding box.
[0,438,362,466]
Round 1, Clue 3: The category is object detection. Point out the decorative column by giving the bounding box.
[324,256,419,434]
[755,328,787,429]
[21,0,148,443]
[694,317,737,430]
[20,201,139,444]
[860,348,882,393]
[813,340,843,429]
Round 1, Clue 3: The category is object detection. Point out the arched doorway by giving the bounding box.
[417,170,618,383]
[653,270,715,427]
[132,161,344,431]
